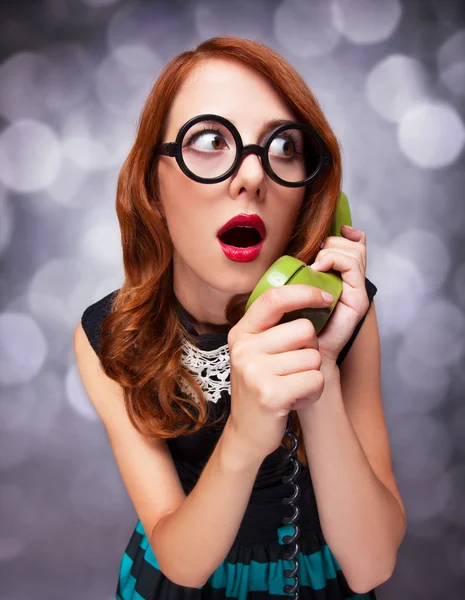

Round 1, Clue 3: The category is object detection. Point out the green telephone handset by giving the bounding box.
[244,192,352,598]
[244,191,352,334]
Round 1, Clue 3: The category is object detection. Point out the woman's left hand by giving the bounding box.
[310,225,370,366]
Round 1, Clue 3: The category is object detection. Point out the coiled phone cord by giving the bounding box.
[281,410,302,598]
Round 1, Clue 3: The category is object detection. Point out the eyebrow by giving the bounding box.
[259,118,296,138]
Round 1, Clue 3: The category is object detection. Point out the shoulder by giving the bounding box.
[336,276,378,366]
[79,289,120,356]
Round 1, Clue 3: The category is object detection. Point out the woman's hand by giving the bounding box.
[310,225,370,366]
[227,284,334,462]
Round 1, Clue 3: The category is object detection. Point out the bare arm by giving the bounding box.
[74,322,263,589]
[151,418,263,587]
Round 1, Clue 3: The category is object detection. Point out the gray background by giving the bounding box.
[0,0,464,598]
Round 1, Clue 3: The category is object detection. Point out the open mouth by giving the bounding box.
[218,226,263,248]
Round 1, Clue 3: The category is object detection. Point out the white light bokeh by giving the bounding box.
[46,154,89,207]
[331,0,402,45]
[0,484,26,561]
[0,370,62,442]
[0,120,63,193]
[65,364,99,422]
[454,262,465,310]
[398,101,465,169]
[396,298,465,393]
[95,44,162,123]
[0,313,48,385]
[69,458,130,527]
[0,52,53,122]
[107,1,192,56]
[194,0,269,39]
[389,229,451,293]
[390,414,453,482]
[81,0,120,6]
[404,473,453,522]
[365,54,431,123]
[28,258,107,330]
[78,209,122,268]
[442,465,465,527]
[369,243,427,336]
[61,103,135,172]
[0,187,13,257]
[438,29,465,97]
[0,428,36,470]
[274,0,341,58]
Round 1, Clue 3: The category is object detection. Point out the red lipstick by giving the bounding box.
[217,214,266,263]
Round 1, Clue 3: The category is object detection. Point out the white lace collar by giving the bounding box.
[179,335,231,404]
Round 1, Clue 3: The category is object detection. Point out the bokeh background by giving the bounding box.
[0,0,464,598]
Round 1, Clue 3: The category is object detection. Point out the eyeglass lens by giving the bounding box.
[180,119,321,184]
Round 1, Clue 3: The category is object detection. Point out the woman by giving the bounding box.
[74,36,406,599]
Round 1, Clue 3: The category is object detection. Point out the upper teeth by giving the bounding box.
[238,226,253,228]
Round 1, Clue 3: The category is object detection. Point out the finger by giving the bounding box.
[316,243,366,271]
[251,317,319,355]
[234,284,334,339]
[275,369,325,409]
[311,250,365,289]
[340,225,366,245]
[269,347,322,376]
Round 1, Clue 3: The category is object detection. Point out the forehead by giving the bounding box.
[165,58,298,136]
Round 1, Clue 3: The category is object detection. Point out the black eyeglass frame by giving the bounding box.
[153,113,332,188]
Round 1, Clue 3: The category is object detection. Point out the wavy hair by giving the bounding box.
[99,36,342,468]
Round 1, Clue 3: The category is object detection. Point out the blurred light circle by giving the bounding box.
[389,229,451,293]
[0,120,62,193]
[454,262,465,310]
[81,0,120,6]
[62,103,135,172]
[0,189,13,257]
[195,0,269,39]
[69,458,130,526]
[404,472,453,522]
[0,52,52,122]
[369,248,426,336]
[365,54,430,123]
[390,414,452,482]
[331,0,402,44]
[0,484,26,561]
[0,313,47,385]
[396,348,450,394]
[66,365,99,421]
[63,135,112,171]
[28,258,105,330]
[410,299,465,367]
[0,429,36,470]
[398,101,465,168]
[438,29,465,96]
[442,465,465,526]
[78,212,122,268]
[107,1,191,57]
[274,0,341,58]
[95,44,162,121]
[46,155,88,207]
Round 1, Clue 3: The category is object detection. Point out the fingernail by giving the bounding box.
[322,291,334,303]
[310,260,323,270]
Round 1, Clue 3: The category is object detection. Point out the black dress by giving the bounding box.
[80,278,378,599]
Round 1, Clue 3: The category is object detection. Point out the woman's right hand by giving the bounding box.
[226,284,335,462]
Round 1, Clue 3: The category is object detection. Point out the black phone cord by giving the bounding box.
[281,411,302,598]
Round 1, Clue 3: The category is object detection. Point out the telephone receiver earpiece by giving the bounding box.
[245,191,352,335]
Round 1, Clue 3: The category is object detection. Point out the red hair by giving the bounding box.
[99,36,342,468]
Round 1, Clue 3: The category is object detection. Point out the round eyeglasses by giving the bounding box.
[153,114,332,188]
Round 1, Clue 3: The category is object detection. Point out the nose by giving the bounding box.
[229,147,266,200]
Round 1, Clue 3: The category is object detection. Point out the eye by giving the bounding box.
[269,132,302,158]
[184,127,229,152]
